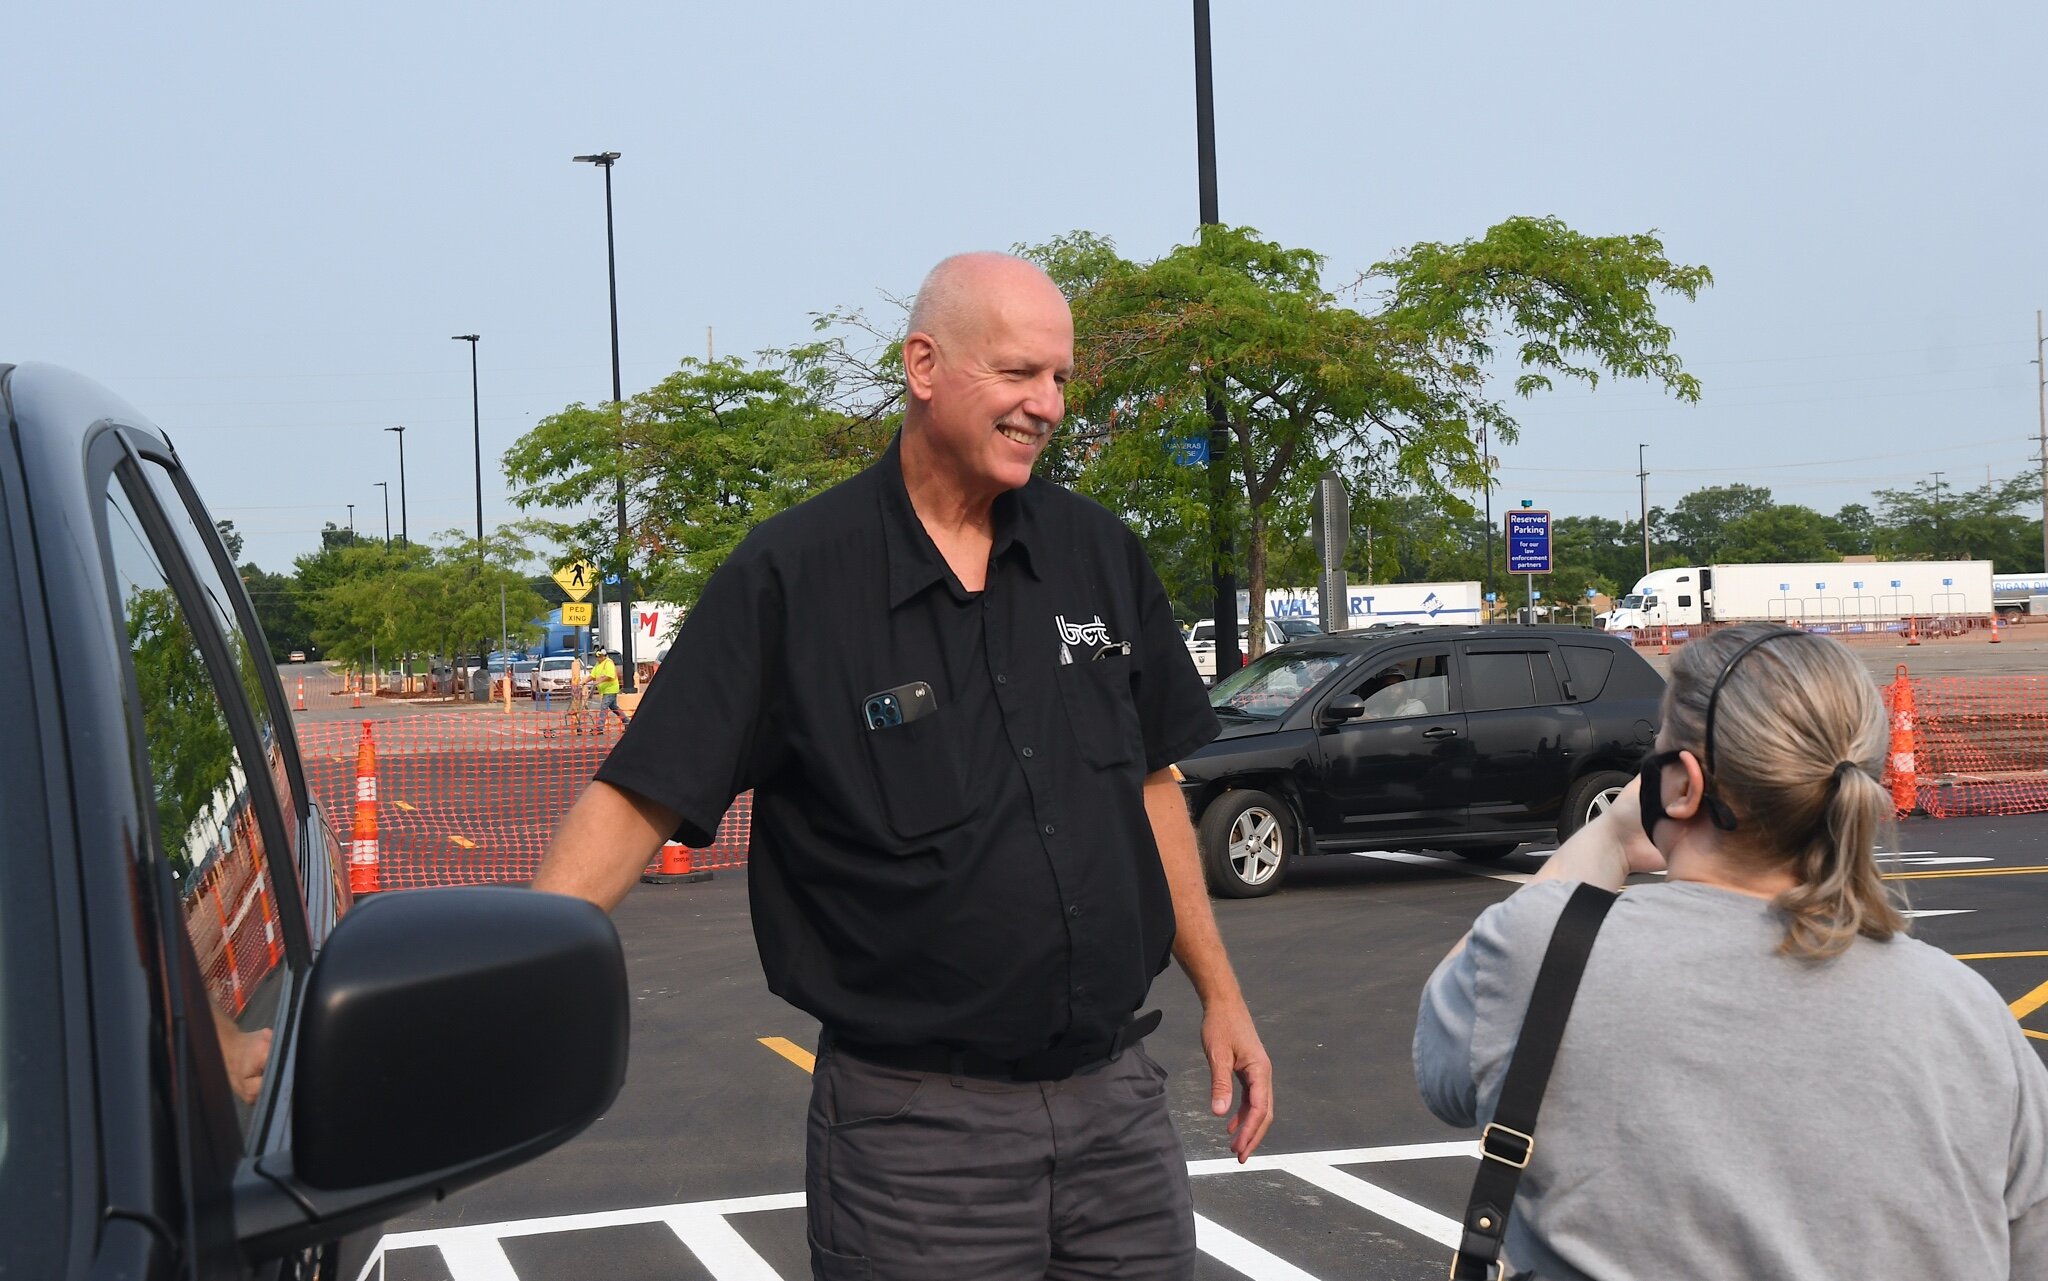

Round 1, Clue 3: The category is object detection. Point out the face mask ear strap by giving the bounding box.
[1703,794,1740,831]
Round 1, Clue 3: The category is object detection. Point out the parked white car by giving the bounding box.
[534,654,580,694]
[1185,617,1324,682]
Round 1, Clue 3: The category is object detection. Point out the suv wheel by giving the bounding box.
[1198,789,1294,898]
[1560,770,1632,840]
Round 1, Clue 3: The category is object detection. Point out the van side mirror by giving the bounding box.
[233,887,627,1259]
[1321,695,1369,725]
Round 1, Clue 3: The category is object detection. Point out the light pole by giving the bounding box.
[1932,470,1946,557]
[384,426,409,548]
[346,502,356,541]
[1192,1,1240,676]
[1480,423,1494,610]
[452,334,482,553]
[375,482,391,548]
[573,149,636,691]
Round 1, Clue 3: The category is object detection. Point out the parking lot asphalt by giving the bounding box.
[369,815,2048,1281]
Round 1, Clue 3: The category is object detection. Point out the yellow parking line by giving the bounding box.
[759,1036,816,1074]
[1954,950,2048,961]
[1884,864,2048,881]
[2010,980,2048,1022]
[2028,1031,2048,1043]
[448,834,477,850]
[393,800,418,813]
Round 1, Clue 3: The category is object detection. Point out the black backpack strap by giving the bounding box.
[1450,881,1618,1281]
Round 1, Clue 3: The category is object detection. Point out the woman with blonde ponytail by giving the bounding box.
[1414,623,2048,1279]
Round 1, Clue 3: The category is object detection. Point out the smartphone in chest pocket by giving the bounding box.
[863,681,936,730]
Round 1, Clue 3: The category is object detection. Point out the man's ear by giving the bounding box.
[1665,749,1707,822]
[902,332,939,405]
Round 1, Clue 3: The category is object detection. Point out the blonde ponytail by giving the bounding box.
[1662,625,1908,961]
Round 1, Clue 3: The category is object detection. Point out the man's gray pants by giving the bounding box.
[804,1042,1196,1280]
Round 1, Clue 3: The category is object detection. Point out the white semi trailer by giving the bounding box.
[1603,561,1994,632]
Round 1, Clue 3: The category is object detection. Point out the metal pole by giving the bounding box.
[1527,571,1535,625]
[347,503,355,538]
[581,152,638,694]
[1481,423,1494,606]
[1933,471,1946,558]
[1194,0,1239,676]
[454,334,483,552]
[376,481,390,548]
[386,426,409,548]
[1637,444,1650,577]
[2036,310,2047,574]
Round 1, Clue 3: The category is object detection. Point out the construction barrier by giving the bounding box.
[296,708,751,890]
[1881,667,2048,818]
[180,800,284,1018]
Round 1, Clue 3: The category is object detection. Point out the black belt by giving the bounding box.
[825,1010,1162,1082]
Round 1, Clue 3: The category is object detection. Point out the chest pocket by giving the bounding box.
[860,706,971,840]
[1056,659,1142,770]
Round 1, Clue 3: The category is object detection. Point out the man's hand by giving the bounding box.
[1202,996,1274,1162]
[213,1004,272,1105]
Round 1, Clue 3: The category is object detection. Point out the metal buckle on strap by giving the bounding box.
[1480,1122,1534,1169]
[1448,1251,1505,1281]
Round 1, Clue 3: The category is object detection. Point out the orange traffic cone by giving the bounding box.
[348,720,381,894]
[641,839,713,885]
[295,677,306,711]
[350,679,362,708]
[1659,624,1671,656]
[1990,615,2002,643]
[1906,616,1921,647]
[1886,665,1919,817]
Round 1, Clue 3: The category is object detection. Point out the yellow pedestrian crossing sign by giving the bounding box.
[560,602,593,627]
[553,560,597,602]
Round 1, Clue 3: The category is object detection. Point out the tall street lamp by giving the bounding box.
[375,481,391,548]
[384,425,409,548]
[347,502,356,541]
[452,334,483,552]
[573,149,636,692]
[1192,0,1239,677]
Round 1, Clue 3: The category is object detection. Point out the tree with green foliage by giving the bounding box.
[1040,219,1708,654]
[127,585,238,878]
[301,527,549,670]
[503,351,890,605]
[1651,484,1777,564]
[1872,476,2044,570]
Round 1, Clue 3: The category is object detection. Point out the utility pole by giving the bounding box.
[2034,309,2047,574]
[1933,470,1946,558]
[346,502,355,540]
[375,481,391,548]
[385,425,409,547]
[1637,444,1651,578]
[1193,0,1240,675]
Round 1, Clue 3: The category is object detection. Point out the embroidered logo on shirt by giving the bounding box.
[1055,613,1114,665]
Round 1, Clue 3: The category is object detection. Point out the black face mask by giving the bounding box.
[1638,749,1686,843]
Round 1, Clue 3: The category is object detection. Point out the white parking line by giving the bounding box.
[362,1142,1480,1281]
[1346,850,1532,884]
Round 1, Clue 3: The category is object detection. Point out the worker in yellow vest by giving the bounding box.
[590,650,627,726]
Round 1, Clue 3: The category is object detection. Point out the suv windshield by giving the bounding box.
[1209,648,1353,719]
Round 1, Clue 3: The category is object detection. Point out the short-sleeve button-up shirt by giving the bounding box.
[596,435,1218,1058]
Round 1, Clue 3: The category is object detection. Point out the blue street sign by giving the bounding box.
[1780,583,1790,592]
[1169,436,1210,466]
[1891,579,1901,588]
[1943,577,1954,586]
[1853,581,1864,590]
[604,574,621,586]
[1585,589,1597,599]
[1485,592,1497,602]
[1505,509,1552,573]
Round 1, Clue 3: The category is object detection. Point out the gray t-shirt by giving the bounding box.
[1415,878,2048,1280]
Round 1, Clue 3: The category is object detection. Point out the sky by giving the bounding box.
[8,1,2047,574]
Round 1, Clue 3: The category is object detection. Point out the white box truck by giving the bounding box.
[1603,561,1993,633]
[597,600,687,661]
[1994,573,2048,616]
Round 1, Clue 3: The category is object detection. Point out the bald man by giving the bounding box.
[535,252,1271,1280]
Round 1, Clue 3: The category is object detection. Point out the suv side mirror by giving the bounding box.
[1321,695,1368,725]
[233,887,628,1259]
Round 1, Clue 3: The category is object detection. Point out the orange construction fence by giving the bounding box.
[1882,666,2048,818]
[296,709,751,890]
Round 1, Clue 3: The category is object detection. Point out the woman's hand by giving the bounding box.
[1596,775,1670,876]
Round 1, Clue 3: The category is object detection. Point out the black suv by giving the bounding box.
[1177,625,1663,896]
[0,364,628,1280]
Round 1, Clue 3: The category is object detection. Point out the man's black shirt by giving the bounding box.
[597,436,1219,1058]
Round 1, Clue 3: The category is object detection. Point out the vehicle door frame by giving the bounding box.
[1455,635,1588,836]
[1304,640,1470,845]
